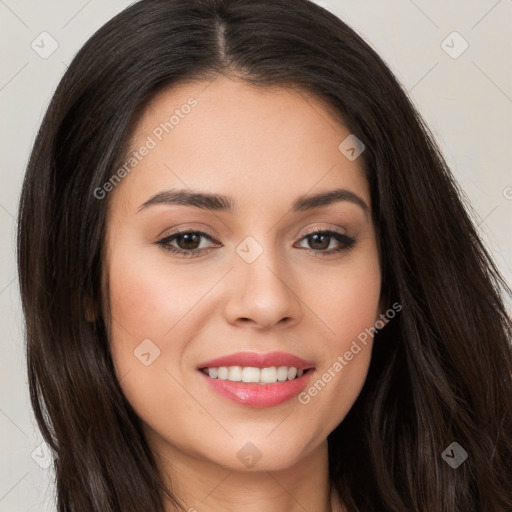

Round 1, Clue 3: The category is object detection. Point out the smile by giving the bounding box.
[200,365,306,383]
[197,351,316,407]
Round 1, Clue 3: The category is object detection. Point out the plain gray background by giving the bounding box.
[1,0,511,510]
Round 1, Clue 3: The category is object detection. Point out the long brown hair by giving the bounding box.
[17,0,512,510]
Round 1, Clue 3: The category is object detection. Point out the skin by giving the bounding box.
[102,75,383,512]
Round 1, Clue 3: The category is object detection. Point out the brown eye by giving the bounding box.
[307,232,331,251]
[174,232,202,251]
[157,229,219,257]
[296,229,356,256]
[156,228,356,258]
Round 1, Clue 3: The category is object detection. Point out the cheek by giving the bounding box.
[105,242,225,404]
[318,245,381,345]
[107,243,215,345]
[105,246,183,382]
[298,248,380,424]
[105,248,200,437]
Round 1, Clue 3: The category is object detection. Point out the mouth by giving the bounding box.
[196,352,316,408]
[199,365,312,383]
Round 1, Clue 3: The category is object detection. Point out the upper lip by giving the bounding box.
[197,351,315,370]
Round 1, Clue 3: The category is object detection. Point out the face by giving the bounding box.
[102,76,383,474]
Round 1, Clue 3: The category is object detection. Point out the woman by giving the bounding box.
[16,0,512,510]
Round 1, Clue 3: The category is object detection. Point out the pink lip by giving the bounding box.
[198,369,315,408]
[196,351,316,408]
[197,351,314,370]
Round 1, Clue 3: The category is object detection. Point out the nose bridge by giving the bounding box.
[224,233,301,327]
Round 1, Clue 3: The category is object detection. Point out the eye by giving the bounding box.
[295,228,357,256]
[156,228,219,258]
[156,227,357,258]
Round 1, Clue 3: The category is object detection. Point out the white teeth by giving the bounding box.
[228,366,242,381]
[202,366,308,384]
[260,367,277,383]
[217,367,229,380]
[241,367,260,383]
[277,366,288,381]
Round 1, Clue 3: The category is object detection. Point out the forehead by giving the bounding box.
[111,76,369,214]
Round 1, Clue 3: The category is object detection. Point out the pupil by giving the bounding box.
[179,233,199,250]
[310,233,329,250]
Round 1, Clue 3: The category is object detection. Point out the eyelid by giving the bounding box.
[299,224,348,237]
[158,224,220,240]
[156,223,356,259]
[159,223,348,244]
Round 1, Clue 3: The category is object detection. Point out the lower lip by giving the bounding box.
[198,370,315,408]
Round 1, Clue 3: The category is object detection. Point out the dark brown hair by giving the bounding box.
[17,0,512,510]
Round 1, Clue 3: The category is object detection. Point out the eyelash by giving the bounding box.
[156,227,357,258]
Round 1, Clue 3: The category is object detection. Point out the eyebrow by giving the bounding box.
[138,188,369,214]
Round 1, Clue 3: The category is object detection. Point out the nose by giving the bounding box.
[223,244,302,330]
